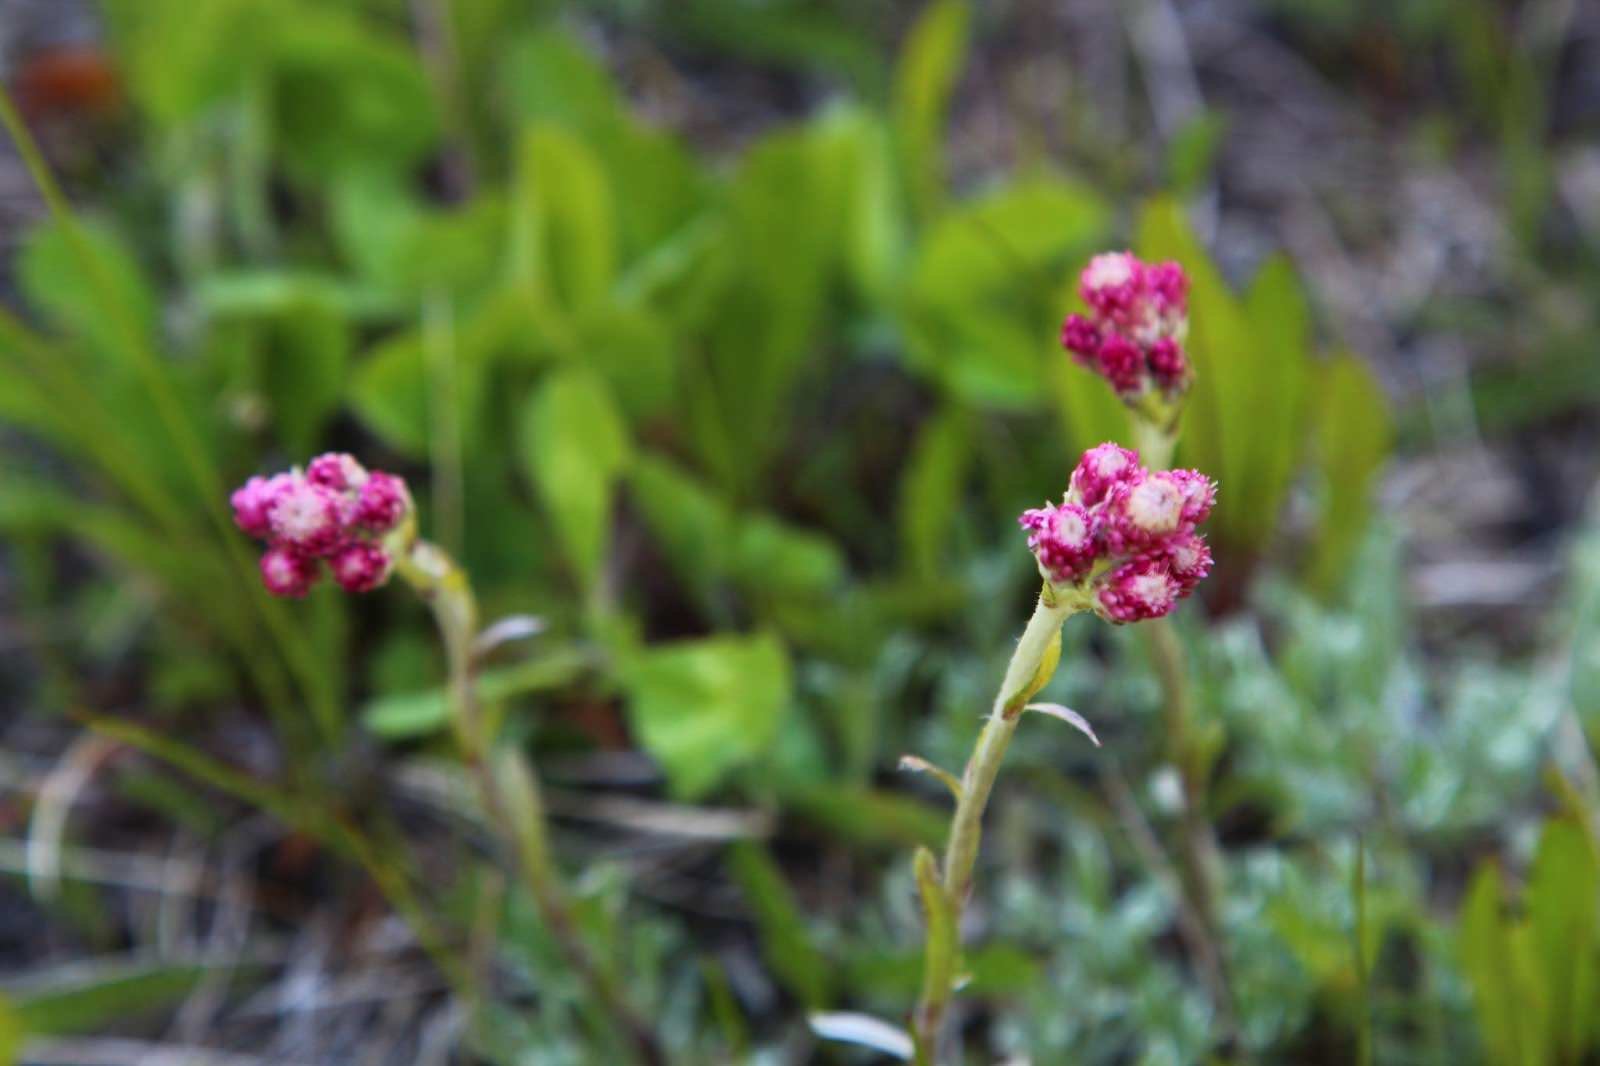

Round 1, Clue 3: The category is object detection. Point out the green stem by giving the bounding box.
[397,540,667,1066]
[912,589,1073,1063]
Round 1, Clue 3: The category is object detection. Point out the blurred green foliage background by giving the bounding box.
[1,0,1599,1063]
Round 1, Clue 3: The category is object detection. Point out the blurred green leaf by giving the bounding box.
[905,177,1109,408]
[502,29,703,258]
[1527,820,1599,1060]
[362,647,590,739]
[732,515,845,600]
[628,454,735,598]
[728,842,830,1009]
[18,218,155,367]
[898,406,971,579]
[513,124,617,310]
[4,959,263,1037]
[269,9,438,181]
[0,995,20,1066]
[519,368,632,588]
[1460,864,1547,1066]
[893,0,971,218]
[1306,353,1392,593]
[621,633,792,799]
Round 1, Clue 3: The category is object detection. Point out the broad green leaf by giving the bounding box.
[101,0,273,125]
[732,514,845,599]
[512,124,616,310]
[347,332,431,457]
[728,843,830,1009]
[502,29,703,258]
[519,369,632,587]
[347,294,503,459]
[0,994,21,1065]
[629,455,843,601]
[817,108,905,304]
[361,648,590,739]
[620,633,792,799]
[1137,197,1261,547]
[628,454,736,597]
[1459,864,1548,1066]
[575,306,678,421]
[682,123,849,492]
[18,218,156,367]
[782,785,947,850]
[892,0,971,217]
[1527,820,1599,1060]
[898,406,971,579]
[1306,353,1392,593]
[269,9,438,181]
[233,292,350,455]
[905,177,1109,408]
[1241,255,1313,532]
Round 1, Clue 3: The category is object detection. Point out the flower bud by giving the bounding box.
[230,474,289,539]
[1061,251,1193,405]
[1020,446,1216,624]
[233,459,413,599]
[330,541,393,593]
[1094,555,1179,624]
[1069,442,1139,508]
[306,452,369,492]
[268,476,346,557]
[1019,502,1097,584]
[1162,531,1213,595]
[354,472,409,533]
[260,544,320,598]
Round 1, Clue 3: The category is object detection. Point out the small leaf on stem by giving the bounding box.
[809,1011,914,1060]
[473,613,546,658]
[1024,702,1101,746]
[899,754,963,802]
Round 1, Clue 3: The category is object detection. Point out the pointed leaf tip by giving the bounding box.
[1024,702,1101,746]
[809,1011,914,1060]
[898,754,964,801]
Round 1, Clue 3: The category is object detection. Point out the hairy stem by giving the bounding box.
[913,589,1073,1063]
[397,541,667,1066]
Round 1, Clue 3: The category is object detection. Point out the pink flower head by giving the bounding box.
[267,477,345,557]
[1101,471,1187,553]
[1061,252,1192,402]
[1162,531,1213,595]
[1166,468,1217,525]
[1144,261,1189,318]
[330,541,392,594]
[1095,334,1145,395]
[1147,337,1189,392]
[1081,252,1144,322]
[354,472,408,533]
[1021,445,1215,622]
[1060,314,1100,362]
[1069,442,1140,507]
[260,544,320,598]
[1094,555,1179,623]
[1020,502,1097,583]
[307,452,369,493]
[232,458,412,598]
[231,474,290,539]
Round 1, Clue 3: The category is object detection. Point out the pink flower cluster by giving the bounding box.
[231,454,410,597]
[1060,252,1191,400]
[1019,443,1214,623]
